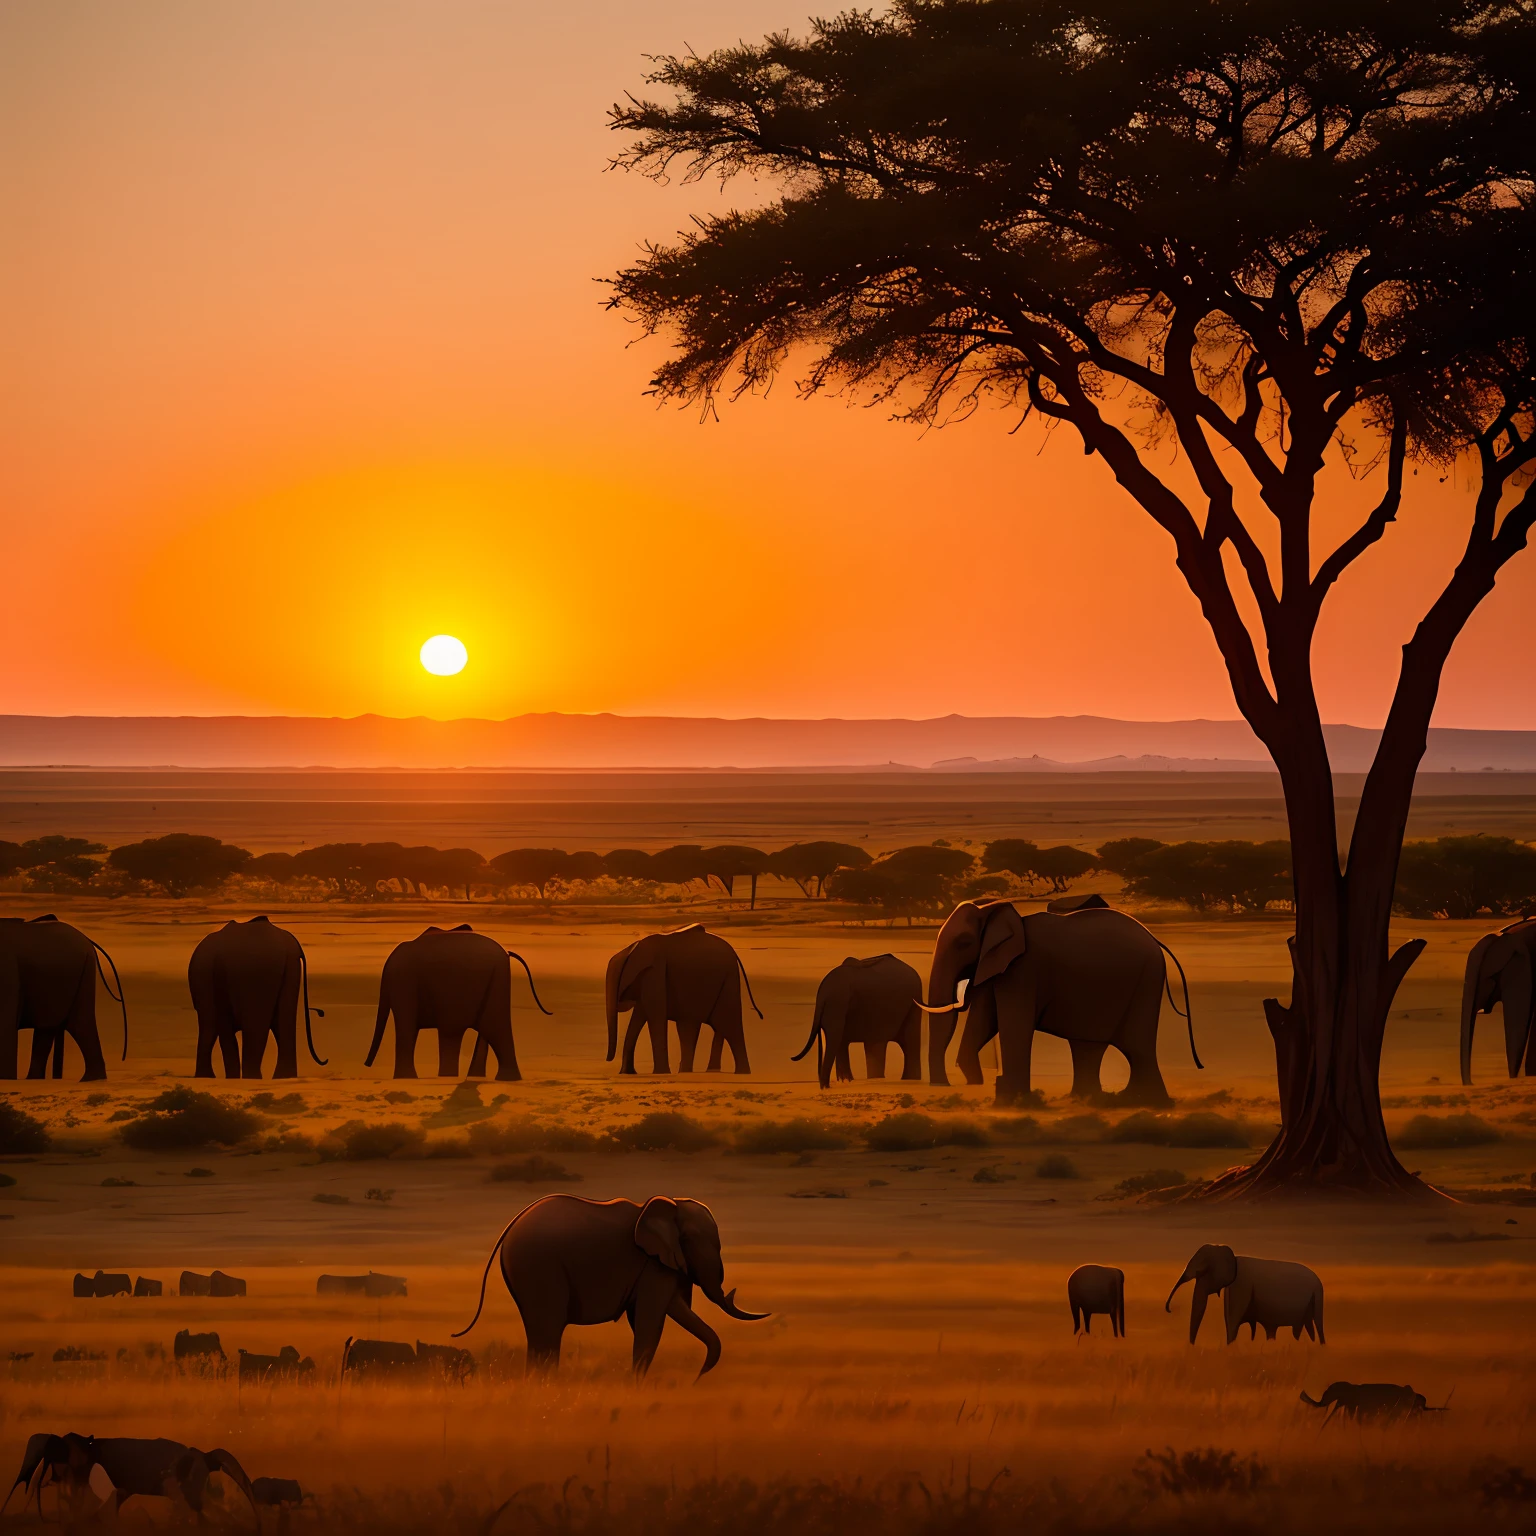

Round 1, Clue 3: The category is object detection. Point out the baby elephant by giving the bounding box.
[1067,1264,1125,1336]
[1166,1244,1324,1345]
[174,1329,226,1368]
[251,1477,306,1508]
[1301,1382,1444,1424]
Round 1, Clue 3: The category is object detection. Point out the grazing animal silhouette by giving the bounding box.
[1067,1264,1126,1337]
[237,1346,314,1382]
[72,1271,129,1298]
[173,1329,225,1366]
[7,1433,255,1518]
[317,1271,407,1297]
[1301,1382,1445,1424]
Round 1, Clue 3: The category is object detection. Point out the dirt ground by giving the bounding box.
[2,773,1535,1531]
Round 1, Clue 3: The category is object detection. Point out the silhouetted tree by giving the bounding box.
[610,0,1536,1198]
[603,849,655,881]
[491,848,578,900]
[768,841,871,897]
[701,845,771,908]
[982,839,1098,894]
[1395,836,1536,919]
[1126,841,1293,914]
[246,851,299,883]
[109,834,249,896]
[649,845,712,888]
[1097,839,1167,880]
[7,836,107,890]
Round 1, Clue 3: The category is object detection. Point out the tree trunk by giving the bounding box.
[1197,694,1445,1203]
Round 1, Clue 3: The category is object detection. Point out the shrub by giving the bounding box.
[733,1119,850,1154]
[85,1093,110,1107]
[108,833,251,895]
[185,1167,214,1177]
[864,1112,990,1152]
[0,1100,51,1154]
[1395,1112,1501,1149]
[325,1120,425,1160]
[118,1088,256,1151]
[1109,1168,1188,1197]
[249,1092,305,1115]
[365,1187,394,1202]
[1096,837,1165,877]
[609,1112,721,1152]
[1136,1448,1268,1496]
[1395,835,1536,919]
[768,841,871,898]
[313,1191,351,1205]
[1123,840,1292,912]
[983,840,1098,893]
[1035,1153,1081,1179]
[466,1119,601,1155]
[263,1130,316,1153]
[490,1156,580,1183]
[1106,1111,1251,1148]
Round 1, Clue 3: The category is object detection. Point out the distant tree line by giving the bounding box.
[3,831,1531,920]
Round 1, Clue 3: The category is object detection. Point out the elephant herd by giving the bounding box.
[5,907,1534,1097]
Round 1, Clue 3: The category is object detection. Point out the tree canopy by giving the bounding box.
[609,0,1536,1198]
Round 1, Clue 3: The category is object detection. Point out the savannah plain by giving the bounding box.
[4,769,1536,1533]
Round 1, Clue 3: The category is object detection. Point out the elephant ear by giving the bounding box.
[973,903,1027,988]
[619,941,657,998]
[1209,1244,1238,1288]
[635,1196,687,1272]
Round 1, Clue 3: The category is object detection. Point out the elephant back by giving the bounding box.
[3,917,94,1021]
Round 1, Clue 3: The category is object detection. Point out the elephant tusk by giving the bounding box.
[717,1286,770,1321]
[914,999,962,1015]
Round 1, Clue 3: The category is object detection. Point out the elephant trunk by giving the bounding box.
[1460,934,1493,1085]
[665,1295,723,1378]
[605,953,623,1063]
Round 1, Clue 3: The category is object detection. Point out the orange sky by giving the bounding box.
[2,1,1532,729]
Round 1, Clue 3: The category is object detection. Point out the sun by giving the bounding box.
[419,634,468,676]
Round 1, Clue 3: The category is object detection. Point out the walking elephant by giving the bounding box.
[1067,1264,1125,1336]
[792,954,921,1087]
[454,1193,768,1376]
[1460,917,1536,1084]
[0,915,126,1081]
[606,925,761,1074]
[919,901,1197,1106]
[1166,1244,1325,1345]
[365,925,550,1081]
[187,916,325,1079]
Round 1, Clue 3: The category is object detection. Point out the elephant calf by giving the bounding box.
[1301,1381,1444,1424]
[317,1270,407,1297]
[251,1477,306,1508]
[1167,1244,1325,1345]
[132,1277,162,1298]
[456,1194,768,1377]
[1067,1264,1125,1337]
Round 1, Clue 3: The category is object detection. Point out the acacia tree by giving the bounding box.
[610,0,1536,1198]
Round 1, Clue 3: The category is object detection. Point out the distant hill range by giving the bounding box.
[2,713,1534,773]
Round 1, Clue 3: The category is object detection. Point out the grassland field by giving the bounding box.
[2,771,1535,1533]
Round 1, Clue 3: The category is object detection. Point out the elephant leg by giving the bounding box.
[51,1025,66,1078]
[864,1040,889,1079]
[710,979,749,1073]
[676,1020,703,1073]
[1071,1301,1082,1335]
[645,1012,672,1074]
[1068,1039,1109,1099]
[0,956,18,1078]
[193,1018,218,1078]
[25,1027,52,1080]
[956,989,997,1086]
[994,1021,1037,1108]
[897,1006,922,1081]
[271,958,301,1078]
[467,1031,491,1076]
[438,1028,464,1078]
[484,1026,521,1082]
[65,965,107,1082]
[928,1010,958,1087]
[217,1026,241,1078]
[1116,967,1174,1108]
[628,1267,676,1378]
[617,1009,645,1074]
[241,1026,270,1080]
[834,1046,854,1081]
[512,1280,569,1373]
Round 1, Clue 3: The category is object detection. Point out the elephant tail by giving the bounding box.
[300,945,328,1066]
[1155,939,1201,1070]
[452,1213,522,1338]
[735,952,764,1019]
[506,951,554,1015]
[790,1015,821,1063]
[91,940,129,1060]
[364,986,391,1069]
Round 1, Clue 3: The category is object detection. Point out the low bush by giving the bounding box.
[466,1119,602,1156]
[1035,1153,1081,1179]
[490,1155,580,1183]
[863,1112,990,1152]
[0,1172,16,1188]
[1395,1112,1501,1149]
[609,1113,721,1152]
[1106,1111,1251,1148]
[263,1130,316,1153]
[118,1088,256,1151]
[0,1100,50,1154]
[313,1191,350,1205]
[249,1092,305,1115]
[1136,1447,1268,1496]
[733,1118,850,1154]
[324,1120,425,1160]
